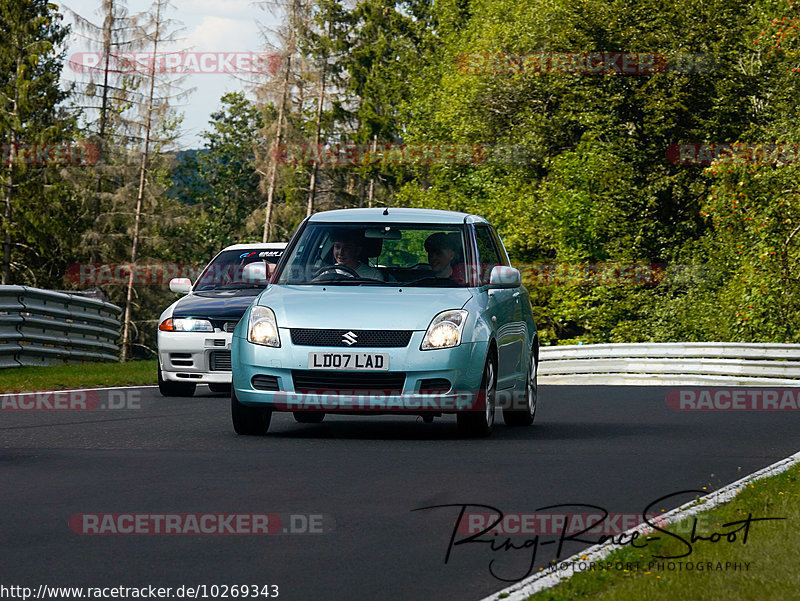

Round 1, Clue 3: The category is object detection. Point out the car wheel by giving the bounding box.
[209,383,232,394]
[231,388,271,435]
[158,366,196,397]
[457,354,496,437]
[503,348,537,427]
[293,411,325,424]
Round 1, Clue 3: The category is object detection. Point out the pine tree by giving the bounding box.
[0,0,73,284]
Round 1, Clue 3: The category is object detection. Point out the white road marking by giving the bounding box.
[479,450,800,601]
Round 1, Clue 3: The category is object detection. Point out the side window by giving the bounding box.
[475,226,502,284]
[489,226,511,266]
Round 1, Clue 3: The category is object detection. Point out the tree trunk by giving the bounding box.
[2,42,23,285]
[121,1,160,361]
[262,53,291,243]
[94,0,114,221]
[306,58,327,217]
[367,135,377,208]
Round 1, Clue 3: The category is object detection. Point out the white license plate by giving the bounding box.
[308,352,389,371]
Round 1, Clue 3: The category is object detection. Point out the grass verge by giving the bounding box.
[0,360,158,393]
[525,462,800,601]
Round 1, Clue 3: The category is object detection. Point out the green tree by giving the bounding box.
[0,0,74,285]
[178,92,266,258]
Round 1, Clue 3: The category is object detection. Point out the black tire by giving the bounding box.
[158,366,196,397]
[503,347,537,427]
[293,411,325,424]
[457,354,496,437]
[209,383,232,394]
[231,388,271,435]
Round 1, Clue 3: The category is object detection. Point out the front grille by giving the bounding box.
[252,375,279,391]
[292,370,406,395]
[209,350,232,371]
[208,320,239,333]
[290,329,412,348]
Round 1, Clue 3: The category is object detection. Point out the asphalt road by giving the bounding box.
[2,385,799,600]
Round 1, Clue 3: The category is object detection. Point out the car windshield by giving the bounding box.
[194,248,284,291]
[275,223,470,287]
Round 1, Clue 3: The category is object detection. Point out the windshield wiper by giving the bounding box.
[404,276,462,287]
[303,279,385,285]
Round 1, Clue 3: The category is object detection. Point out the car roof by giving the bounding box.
[220,242,287,252]
[307,207,488,225]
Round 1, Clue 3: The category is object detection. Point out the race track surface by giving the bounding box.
[2,385,798,600]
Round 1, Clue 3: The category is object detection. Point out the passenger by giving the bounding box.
[331,231,384,281]
[424,232,461,279]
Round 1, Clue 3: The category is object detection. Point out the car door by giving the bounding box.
[489,225,527,380]
[473,225,520,389]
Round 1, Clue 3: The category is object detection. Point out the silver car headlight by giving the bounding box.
[421,310,468,350]
[247,306,280,347]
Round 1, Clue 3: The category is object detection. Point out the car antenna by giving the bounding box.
[383,207,389,215]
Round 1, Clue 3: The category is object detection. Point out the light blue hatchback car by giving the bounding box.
[230,208,538,437]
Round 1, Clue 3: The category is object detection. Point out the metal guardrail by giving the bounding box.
[539,342,800,386]
[0,286,121,368]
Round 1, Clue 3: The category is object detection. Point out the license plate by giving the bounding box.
[308,352,389,371]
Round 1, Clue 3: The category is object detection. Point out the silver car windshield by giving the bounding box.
[275,223,471,287]
[194,249,284,291]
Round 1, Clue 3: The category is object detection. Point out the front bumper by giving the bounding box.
[232,330,489,413]
[158,330,234,384]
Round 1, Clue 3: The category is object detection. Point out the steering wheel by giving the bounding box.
[312,264,361,280]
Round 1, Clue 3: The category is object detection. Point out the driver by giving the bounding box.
[331,230,384,281]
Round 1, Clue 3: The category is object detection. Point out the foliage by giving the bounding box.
[9,0,800,350]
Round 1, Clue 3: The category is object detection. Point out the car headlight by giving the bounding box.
[158,318,214,332]
[247,306,280,347]
[421,310,468,350]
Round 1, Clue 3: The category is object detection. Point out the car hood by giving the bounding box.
[257,285,473,330]
[172,289,261,320]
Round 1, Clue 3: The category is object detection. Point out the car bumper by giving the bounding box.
[232,331,489,413]
[158,330,234,384]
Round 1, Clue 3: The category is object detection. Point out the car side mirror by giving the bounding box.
[169,277,192,294]
[242,262,269,285]
[488,266,521,288]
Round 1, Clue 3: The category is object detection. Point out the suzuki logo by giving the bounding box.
[342,331,358,346]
